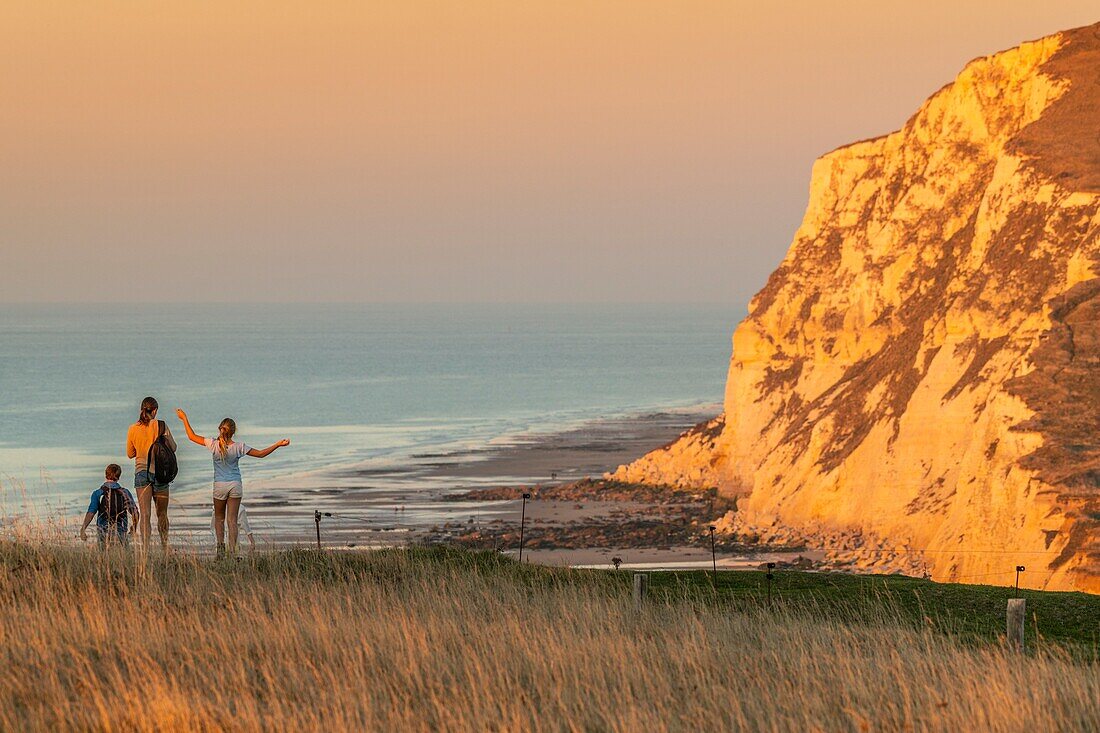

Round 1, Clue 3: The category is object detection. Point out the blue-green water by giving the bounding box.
[0,303,735,513]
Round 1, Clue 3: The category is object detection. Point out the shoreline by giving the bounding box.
[173,404,816,570]
[14,403,818,571]
[175,406,722,546]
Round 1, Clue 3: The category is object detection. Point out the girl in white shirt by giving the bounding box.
[177,409,289,557]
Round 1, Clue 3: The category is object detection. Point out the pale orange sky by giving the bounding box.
[1,2,1096,303]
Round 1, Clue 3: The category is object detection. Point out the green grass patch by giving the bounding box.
[643,568,1100,654]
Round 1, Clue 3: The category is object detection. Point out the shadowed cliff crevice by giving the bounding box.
[1009,23,1100,192]
[1007,270,1100,576]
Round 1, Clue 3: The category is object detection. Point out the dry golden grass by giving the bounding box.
[0,540,1097,732]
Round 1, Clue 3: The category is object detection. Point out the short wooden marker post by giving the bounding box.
[1006,598,1026,650]
[708,526,718,585]
[633,573,648,608]
[518,492,531,563]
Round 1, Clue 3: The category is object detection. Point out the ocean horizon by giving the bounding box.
[0,302,736,515]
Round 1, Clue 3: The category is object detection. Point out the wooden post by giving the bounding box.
[518,492,531,563]
[633,573,648,608]
[1006,598,1026,649]
[708,526,717,584]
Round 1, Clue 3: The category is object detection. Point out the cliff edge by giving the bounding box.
[611,23,1100,592]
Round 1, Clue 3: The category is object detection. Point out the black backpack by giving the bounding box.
[98,484,128,523]
[147,420,179,485]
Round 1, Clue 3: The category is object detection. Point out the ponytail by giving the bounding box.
[217,418,237,460]
[138,397,158,426]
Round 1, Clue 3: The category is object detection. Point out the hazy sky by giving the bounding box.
[2,2,1096,303]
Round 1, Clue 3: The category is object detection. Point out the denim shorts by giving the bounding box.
[135,470,170,496]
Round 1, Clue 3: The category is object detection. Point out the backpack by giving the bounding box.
[147,419,179,485]
[98,485,128,524]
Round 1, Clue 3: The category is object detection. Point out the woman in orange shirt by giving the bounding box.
[126,396,177,551]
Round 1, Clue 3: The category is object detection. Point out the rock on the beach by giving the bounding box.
[612,23,1100,593]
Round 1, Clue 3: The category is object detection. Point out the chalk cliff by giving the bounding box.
[612,24,1100,592]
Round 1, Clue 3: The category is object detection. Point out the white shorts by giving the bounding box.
[212,481,243,501]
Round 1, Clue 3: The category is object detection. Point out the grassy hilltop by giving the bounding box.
[0,542,1097,731]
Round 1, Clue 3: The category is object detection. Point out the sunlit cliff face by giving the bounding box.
[613,23,1100,593]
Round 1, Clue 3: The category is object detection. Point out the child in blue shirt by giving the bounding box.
[80,463,139,548]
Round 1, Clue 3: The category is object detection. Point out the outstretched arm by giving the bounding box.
[247,439,290,458]
[176,409,206,446]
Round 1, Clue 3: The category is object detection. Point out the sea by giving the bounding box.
[0,303,736,517]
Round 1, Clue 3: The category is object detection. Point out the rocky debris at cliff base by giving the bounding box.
[430,479,752,553]
[438,478,924,575]
[446,477,732,508]
[716,512,931,577]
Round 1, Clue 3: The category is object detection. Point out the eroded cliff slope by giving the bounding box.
[612,24,1100,592]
